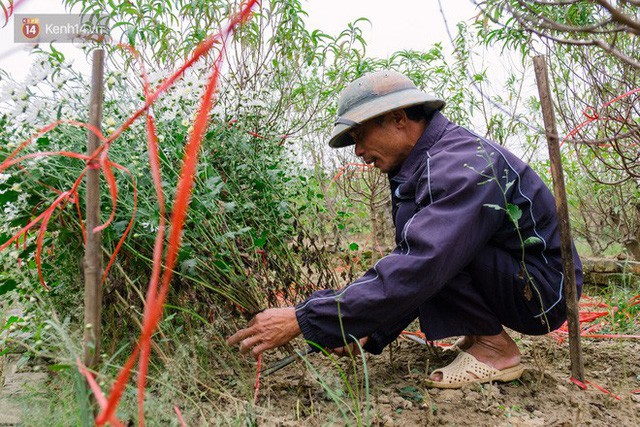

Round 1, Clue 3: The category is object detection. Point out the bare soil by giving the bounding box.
[248,333,640,426]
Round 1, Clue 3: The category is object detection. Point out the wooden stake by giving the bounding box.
[533,55,585,382]
[83,49,105,368]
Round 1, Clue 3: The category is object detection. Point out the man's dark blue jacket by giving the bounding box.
[295,111,583,353]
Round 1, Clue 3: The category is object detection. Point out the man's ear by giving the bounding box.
[389,109,408,128]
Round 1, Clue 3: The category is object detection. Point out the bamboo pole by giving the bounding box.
[533,55,584,382]
[83,49,105,368]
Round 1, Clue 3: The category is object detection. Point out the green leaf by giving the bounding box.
[0,278,18,296]
[483,203,503,211]
[18,243,36,259]
[213,259,229,271]
[523,236,542,247]
[112,220,129,234]
[180,259,197,273]
[0,190,18,205]
[349,242,359,251]
[47,364,71,372]
[222,202,236,212]
[252,233,267,249]
[506,203,522,224]
[397,385,423,403]
[36,136,50,149]
[2,315,20,331]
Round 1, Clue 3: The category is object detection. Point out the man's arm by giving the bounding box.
[295,144,508,350]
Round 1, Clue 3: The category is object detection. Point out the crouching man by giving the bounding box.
[228,70,582,388]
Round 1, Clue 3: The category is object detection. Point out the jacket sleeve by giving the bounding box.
[296,143,510,350]
[363,308,419,354]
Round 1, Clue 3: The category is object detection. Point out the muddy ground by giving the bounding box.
[246,332,640,426]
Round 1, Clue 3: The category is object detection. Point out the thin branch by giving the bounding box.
[594,0,640,35]
[523,23,640,69]
[439,0,542,134]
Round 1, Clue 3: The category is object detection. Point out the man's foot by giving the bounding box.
[430,329,521,382]
[451,335,475,351]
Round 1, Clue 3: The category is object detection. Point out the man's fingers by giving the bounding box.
[251,341,273,358]
[227,314,260,346]
[227,326,254,345]
[330,338,368,357]
[330,343,355,357]
[239,334,263,354]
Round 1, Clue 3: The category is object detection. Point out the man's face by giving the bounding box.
[350,113,414,173]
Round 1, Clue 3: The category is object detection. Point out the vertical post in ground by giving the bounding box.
[533,54,584,382]
[84,49,105,368]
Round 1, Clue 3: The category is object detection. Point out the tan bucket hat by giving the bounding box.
[328,70,445,148]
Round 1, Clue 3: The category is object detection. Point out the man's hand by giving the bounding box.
[330,337,369,357]
[227,307,301,358]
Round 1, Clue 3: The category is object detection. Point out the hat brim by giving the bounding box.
[327,89,445,148]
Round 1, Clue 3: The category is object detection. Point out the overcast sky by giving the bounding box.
[0,0,479,81]
[303,0,477,57]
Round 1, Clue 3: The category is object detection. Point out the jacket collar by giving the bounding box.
[389,111,449,183]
